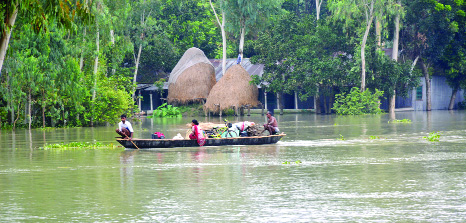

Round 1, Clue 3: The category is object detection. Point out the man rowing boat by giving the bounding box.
[262,111,279,135]
[116,114,134,139]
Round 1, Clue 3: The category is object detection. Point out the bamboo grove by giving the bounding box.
[0,0,465,129]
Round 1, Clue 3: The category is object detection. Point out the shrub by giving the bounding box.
[152,103,182,118]
[333,87,384,115]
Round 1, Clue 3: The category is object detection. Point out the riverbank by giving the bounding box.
[145,107,315,117]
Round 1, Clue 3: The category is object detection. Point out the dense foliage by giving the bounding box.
[151,103,182,118]
[333,87,384,115]
[1,0,465,129]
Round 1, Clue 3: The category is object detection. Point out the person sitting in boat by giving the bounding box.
[116,114,134,139]
[262,111,279,135]
[232,121,255,132]
[189,119,206,146]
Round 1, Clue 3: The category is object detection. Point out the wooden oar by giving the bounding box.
[122,132,139,150]
[128,138,140,150]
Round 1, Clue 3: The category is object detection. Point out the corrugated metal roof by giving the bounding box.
[143,82,170,91]
[209,58,264,81]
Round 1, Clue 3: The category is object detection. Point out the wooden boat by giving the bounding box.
[116,133,286,149]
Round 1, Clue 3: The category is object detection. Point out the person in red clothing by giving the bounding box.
[189,119,206,146]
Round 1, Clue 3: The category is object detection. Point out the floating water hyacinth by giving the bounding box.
[39,142,117,150]
[423,131,441,142]
[388,119,412,123]
[283,160,302,165]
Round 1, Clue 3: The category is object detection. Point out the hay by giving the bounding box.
[167,47,216,104]
[204,64,261,114]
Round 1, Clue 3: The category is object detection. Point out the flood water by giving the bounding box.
[1,111,466,222]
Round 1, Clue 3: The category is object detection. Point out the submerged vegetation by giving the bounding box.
[39,142,118,150]
[338,134,345,140]
[283,160,302,165]
[423,132,441,142]
[389,119,412,123]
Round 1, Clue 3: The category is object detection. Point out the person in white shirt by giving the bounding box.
[116,114,134,139]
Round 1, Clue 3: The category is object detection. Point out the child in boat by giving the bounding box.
[189,119,206,146]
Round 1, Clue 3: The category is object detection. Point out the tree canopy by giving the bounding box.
[1,0,465,129]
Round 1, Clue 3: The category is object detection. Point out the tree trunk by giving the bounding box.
[323,95,328,114]
[360,1,374,92]
[42,101,46,128]
[210,1,227,77]
[11,106,14,126]
[328,92,334,114]
[79,28,86,71]
[315,0,323,21]
[111,29,115,76]
[220,13,226,76]
[239,25,245,64]
[410,56,419,75]
[389,92,396,117]
[420,60,431,111]
[279,92,284,115]
[28,90,32,130]
[315,86,321,114]
[13,103,21,131]
[133,43,142,100]
[376,17,381,47]
[0,7,18,73]
[389,4,400,116]
[392,3,400,62]
[91,25,100,127]
[449,86,459,110]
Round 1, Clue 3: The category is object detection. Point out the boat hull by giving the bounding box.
[116,133,285,149]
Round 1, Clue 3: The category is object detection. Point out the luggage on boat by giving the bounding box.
[152,132,165,139]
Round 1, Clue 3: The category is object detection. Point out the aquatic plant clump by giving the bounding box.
[39,142,117,150]
[150,103,182,118]
[333,87,384,115]
[423,131,441,142]
[283,160,302,164]
[389,119,412,123]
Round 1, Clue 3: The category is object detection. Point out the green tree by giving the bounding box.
[0,0,92,74]
[328,0,399,91]
[439,1,466,110]
[402,0,460,111]
[225,0,284,62]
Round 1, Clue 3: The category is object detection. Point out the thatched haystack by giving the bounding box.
[204,64,260,114]
[167,47,216,104]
